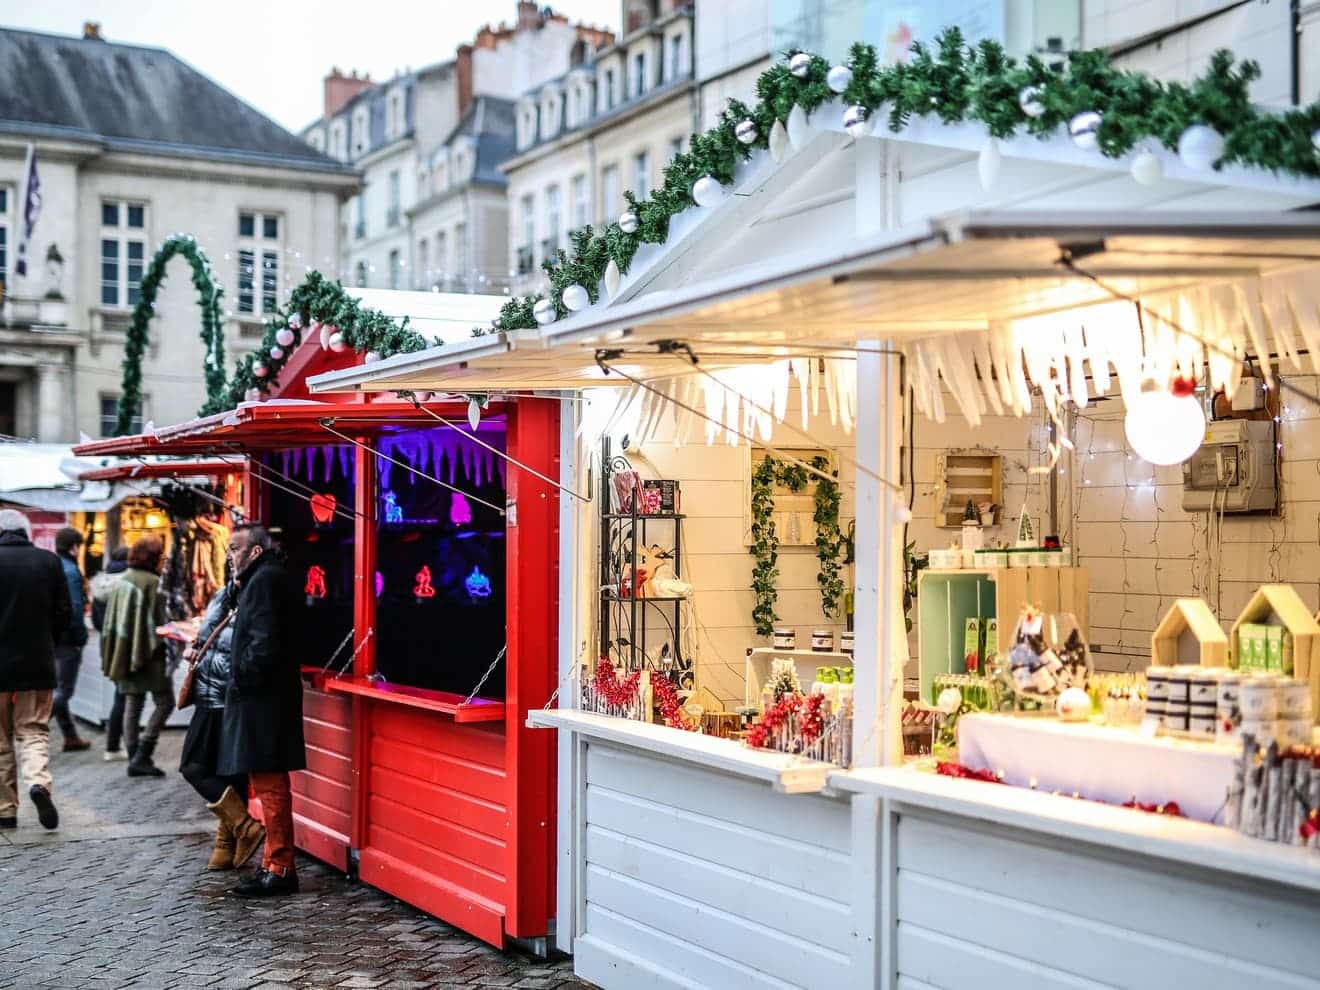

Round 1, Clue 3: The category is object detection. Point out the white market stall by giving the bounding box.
[308,40,1320,990]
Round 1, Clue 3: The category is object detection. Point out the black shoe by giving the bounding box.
[127,737,165,778]
[28,785,58,830]
[232,868,298,898]
[0,817,15,829]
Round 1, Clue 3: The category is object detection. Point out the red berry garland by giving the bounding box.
[592,659,642,709]
[651,672,696,731]
[799,692,826,744]
[747,694,803,749]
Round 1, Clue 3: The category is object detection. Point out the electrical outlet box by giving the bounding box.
[1181,419,1276,513]
[1232,377,1265,411]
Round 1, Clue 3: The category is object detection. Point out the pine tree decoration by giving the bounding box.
[1015,504,1036,547]
[769,658,802,701]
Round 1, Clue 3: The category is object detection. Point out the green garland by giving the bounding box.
[749,455,844,637]
[475,29,1320,341]
[117,235,226,434]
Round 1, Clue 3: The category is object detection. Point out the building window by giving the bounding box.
[436,231,448,287]
[600,164,620,224]
[632,52,647,98]
[329,120,347,160]
[417,238,429,289]
[100,199,147,307]
[571,173,589,231]
[603,68,615,111]
[519,194,535,274]
[386,89,405,140]
[99,394,143,438]
[0,187,8,295]
[632,151,651,200]
[307,129,325,153]
[352,107,369,157]
[355,261,367,288]
[543,184,561,260]
[454,223,467,288]
[237,211,281,316]
[669,33,686,80]
[669,136,684,162]
[353,195,366,240]
[388,248,401,290]
[387,171,400,228]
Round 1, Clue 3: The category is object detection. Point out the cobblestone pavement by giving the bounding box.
[0,726,591,990]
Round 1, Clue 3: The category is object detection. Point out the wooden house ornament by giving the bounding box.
[1151,599,1228,667]
[1231,585,1320,724]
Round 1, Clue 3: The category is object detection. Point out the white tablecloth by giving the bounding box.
[956,713,1237,823]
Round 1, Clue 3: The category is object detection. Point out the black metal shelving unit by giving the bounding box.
[598,438,693,692]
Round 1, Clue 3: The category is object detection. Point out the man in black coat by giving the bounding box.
[217,523,305,897]
[0,509,72,830]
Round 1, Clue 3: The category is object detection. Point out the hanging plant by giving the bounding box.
[749,454,844,636]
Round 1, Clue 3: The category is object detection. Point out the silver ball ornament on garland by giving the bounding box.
[1018,85,1045,118]
[269,346,284,361]
[618,210,639,235]
[364,351,381,364]
[842,104,868,137]
[286,312,302,330]
[328,331,347,353]
[734,119,759,145]
[789,52,812,78]
[692,175,724,208]
[253,363,268,378]
[826,64,853,94]
[275,327,295,347]
[1177,124,1224,171]
[533,297,557,326]
[1068,110,1102,150]
[562,284,590,312]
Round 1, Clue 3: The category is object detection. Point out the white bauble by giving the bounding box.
[275,327,295,347]
[603,258,621,299]
[842,104,868,137]
[937,687,963,715]
[562,283,590,312]
[319,322,334,349]
[786,103,811,150]
[1123,385,1206,465]
[328,332,347,353]
[1177,124,1224,171]
[467,397,482,431]
[253,363,268,378]
[268,346,284,361]
[533,297,556,326]
[769,118,790,162]
[285,312,302,330]
[1313,128,1320,154]
[618,211,639,234]
[978,138,1002,190]
[1056,687,1091,721]
[826,64,853,93]
[692,175,724,207]
[364,351,381,364]
[1068,111,1102,150]
[894,495,913,524]
[1018,85,1045,118]
[734,119,758,145]
[1130,149,1163,185]
[789,52,812,78]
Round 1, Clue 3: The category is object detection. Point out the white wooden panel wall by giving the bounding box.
[574,740,856,990]
[889,809,1320,990]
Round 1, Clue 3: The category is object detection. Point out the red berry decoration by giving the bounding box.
[1170,375,1197,398]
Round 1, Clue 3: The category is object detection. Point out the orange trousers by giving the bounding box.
[249,771,295,875]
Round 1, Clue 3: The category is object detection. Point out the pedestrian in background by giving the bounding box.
[100,535,174,778]
[218,524,305,897]
[92,546,132,762]
[52,527,92,752]
[0,508,71,831]
[180,579,264,870]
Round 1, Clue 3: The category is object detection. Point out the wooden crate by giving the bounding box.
[1230,585,1320,724]
[1151,599,1228,667]
[939,450,1002,528]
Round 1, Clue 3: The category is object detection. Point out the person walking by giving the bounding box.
[91,547,132,762]
[179,580,265,870]
[0,509,71,831]
[52,527,92,752]
[217,524,305,897]
[100,535,174,778]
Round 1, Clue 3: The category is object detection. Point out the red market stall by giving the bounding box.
[75,366,560,950]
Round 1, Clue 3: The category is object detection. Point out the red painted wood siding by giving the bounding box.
[292,684,354,870]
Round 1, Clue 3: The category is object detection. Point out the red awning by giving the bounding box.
[72,399,496,458]
[78,458,244,482]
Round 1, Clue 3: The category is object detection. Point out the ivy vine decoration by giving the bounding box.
[117,235,226,434]
[749,454,845,636]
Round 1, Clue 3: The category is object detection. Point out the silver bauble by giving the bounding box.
[533,297,556,326]
[328,332,347,353]
[1068,110,1102,150]
[562,284,590,312]
[842,104,868,137]
[364,351,382,364]
[275,327,295,347]
[618,211,639,234]
[734,119,759,145]
[1177,124,1224,171]
[826,64,853,94]
[692,175,723,208]
[253,363,268,378]
[286,312,302,330]
[269,346,285,360]
[1018,85,1045,118]
[1130,149,1163,186]
[789,53,812,78]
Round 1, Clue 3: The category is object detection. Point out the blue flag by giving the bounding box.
[14,144,41,277]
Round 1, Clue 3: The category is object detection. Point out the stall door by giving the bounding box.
[291,682,354,871]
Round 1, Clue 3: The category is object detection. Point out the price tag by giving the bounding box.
[1139,715,1160,739]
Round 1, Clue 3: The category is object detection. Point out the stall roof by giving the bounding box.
[305,210,1320,393]
[72,398,497,458]
[78,458,244,482]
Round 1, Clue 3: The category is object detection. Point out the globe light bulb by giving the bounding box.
[1123,384,1206,465]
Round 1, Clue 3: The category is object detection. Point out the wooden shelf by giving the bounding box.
[324,676,506,723]
[603,512,685,520]
[747,647,854,663]
[602,593,688,603]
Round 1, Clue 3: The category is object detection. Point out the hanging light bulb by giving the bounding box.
[1123,379,1206,465]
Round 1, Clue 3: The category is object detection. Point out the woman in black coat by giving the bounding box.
[217,524,304,897]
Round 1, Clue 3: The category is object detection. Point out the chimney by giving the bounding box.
[455,45,475,119]
[82,22,103,40]
[517,2,541,30]
[323,67,374,119]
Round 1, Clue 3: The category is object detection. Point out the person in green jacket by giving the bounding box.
[100,536,173,778]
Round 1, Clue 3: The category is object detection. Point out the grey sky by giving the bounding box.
[3,1,621,132]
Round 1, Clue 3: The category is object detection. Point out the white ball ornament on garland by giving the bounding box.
[1068,110,1102,150]
[533,297,556,326]
[1313,129,1320,154]
[1130,148,1163,185]
[789,52,812,78]
[268,346,284,361]
[1177,124,1225,171]
[275,327,295,347]
[842,104,868,137]
[618,210,639,235]
[253,363,268,378]
[286,312,302,331]
[328,331,347,353]
[364,351,381,365]
[1018,85,1045,118]
[734,119,759,145]
[562,284,590,312]
[692,175,724,208]
[826,64,853,94]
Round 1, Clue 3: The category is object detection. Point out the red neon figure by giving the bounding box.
[310,493,336,525]
[304,565,327,600]
[413,565,437,600]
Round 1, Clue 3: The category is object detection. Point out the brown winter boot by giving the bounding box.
[207,820,236,870]
[208,786,266,870]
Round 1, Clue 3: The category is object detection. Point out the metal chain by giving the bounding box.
[323,626,374,678]
[462,644,507,707]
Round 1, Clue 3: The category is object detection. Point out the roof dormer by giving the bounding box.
[516,96,539,151]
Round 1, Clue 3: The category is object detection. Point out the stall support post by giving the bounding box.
[505,400,561,940]
[554,395,580,955]
[852,339,904,769]
[350,436,378,853]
